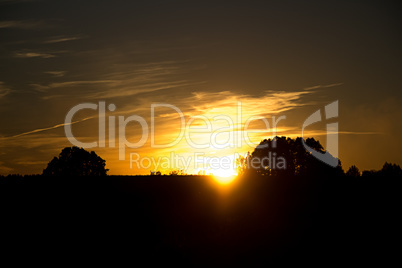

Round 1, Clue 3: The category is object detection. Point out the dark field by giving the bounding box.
[1,174,400,265]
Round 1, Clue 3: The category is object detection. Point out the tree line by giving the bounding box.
[1,136,400,177]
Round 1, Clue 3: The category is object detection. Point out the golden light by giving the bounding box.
[120,94,295,175]
[212,168,237,184]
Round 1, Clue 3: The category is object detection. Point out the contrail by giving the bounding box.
[7,116,95,138]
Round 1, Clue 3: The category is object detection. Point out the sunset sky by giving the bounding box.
[0,0,401,175]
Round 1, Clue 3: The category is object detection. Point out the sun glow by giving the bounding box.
[212,168,237,184]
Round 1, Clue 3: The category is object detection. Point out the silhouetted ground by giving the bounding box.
[1,174,400,265]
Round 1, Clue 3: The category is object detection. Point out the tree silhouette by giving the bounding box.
[346,165,360,177]
[243,136,343,177]
[43,147,108,176]
[380,162,402,177]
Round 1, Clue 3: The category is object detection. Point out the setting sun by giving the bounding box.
[0,0,400,265]
[212,168,237,184]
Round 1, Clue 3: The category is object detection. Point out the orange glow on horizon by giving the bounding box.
[211,167,237,184]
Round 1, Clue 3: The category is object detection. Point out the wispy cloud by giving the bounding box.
[85,61,203,99]
[183,89,314,118]
[303,83,343,91]
[15,160,48,165]
[87,80,202,99]
[43,36,83,44]
[0,20,44,29]
[31,80,118,92]
[108,88,318,174]
[14,49,68,59]
[33,61,202,99]
[4,116,94,139]
[311,130,383,135]
[0,82,11,98]
[0,134,72,153]
[44,71,66,77]
[15,52,56,58]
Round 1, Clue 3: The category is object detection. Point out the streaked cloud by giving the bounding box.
[0,20,44,29]
[33,61,202,99]
[5,116,94,138]
[0,82,385,175]
[14,49,69,59]
[15,52,56,58]
[87,80,202,99]
[109,88,317,174]
[303,83,343,91]
[0,82,11,98]
[44,71,66,77]
[187,90,314,117]
[15,160,48,165]
[43,36,83,44]
[31,80,118,92]
[0,134,71,149]
[290,130,382,137]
